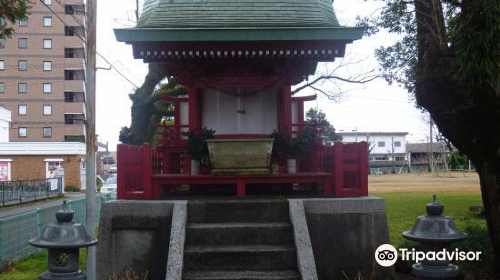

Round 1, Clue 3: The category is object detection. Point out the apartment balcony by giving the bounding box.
[64,102,85,114]
[64,0,85,6]
[64,80,86,93]
[64,36,85,49]
[64,124,85,137]
[64,57,85,70]
[62,14,86,27]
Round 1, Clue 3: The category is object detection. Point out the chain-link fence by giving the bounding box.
[0,194,114,268]
[0,177,63,206]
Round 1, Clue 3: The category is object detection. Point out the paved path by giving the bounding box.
[0,193,86,219]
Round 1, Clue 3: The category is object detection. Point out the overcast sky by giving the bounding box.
[95,0,430,151]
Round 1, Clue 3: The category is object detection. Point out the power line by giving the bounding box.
[38,0,140,88]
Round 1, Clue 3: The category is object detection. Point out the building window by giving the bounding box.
[43,105,52,115]
[43,61,52,71]
[0,60,4,70]
[394,141,401,147]
[43,83,52,94]
[43,17,52,27]
[0,39,5,48]
[395,156,406,161]
[43,39,52,49]
[374,156,389,161]
[18,127,27,138]
[65,5,84,15]
[18,38,27,49]
[65,92,85,102]
[65,114,85,125]
[65,26,85,37]
[18,83,27,93]
[65,48,85,58]
[65,70,85,81]
[18,105,27,115]
[19,18,27,26]
[378,141,385,148]
[18,60,27,71]
[44,0,52,5]
[65,135,85,142]
[0,83,4,93]
[43,127,52,138]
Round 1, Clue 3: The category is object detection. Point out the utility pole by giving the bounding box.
[85,0,97,279]
[429,117,434,172]
[391,136,396,174]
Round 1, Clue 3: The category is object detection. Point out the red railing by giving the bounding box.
[117,141,368,199]
[155,124,189,145]
[319,142,368,196]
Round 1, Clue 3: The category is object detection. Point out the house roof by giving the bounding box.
[115,0,364,43]
[337,132,409,137]
[406,143,452,153]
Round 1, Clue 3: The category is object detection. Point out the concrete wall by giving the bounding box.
[302,197,392,280]
[97,201,174,280]
[97,198,391,280]
[0,108,11,142]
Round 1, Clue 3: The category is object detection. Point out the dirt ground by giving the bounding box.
[369,171,481,194]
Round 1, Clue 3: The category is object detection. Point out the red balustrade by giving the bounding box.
[117,141,368,199]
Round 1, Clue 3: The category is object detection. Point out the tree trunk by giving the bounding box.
[414,0,500,272]
[477,159,500,271]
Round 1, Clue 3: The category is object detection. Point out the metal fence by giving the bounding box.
[0,177,63,206]
[0,194,114,267]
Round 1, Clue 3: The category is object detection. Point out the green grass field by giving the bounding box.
[0,250,86,280]
[377,192,484,246]
[369,172,485,246]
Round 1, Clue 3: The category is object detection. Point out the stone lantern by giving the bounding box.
[403,195,467,279]
[30,201,98,280]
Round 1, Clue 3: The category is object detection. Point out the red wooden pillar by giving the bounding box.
[142,143,153,199]
[358,141,369,196]
[333,141,344,196]
[117,144,126,199]
[188,86,199,132]
[297,100,304,134]
[237,178,246,197]
[282,85,292,133]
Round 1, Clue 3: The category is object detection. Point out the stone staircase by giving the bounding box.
[183,200,301,280]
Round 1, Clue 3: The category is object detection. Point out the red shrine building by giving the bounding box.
[115,0,368,199]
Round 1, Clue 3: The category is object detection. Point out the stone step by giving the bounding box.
[186,222,294,246]
[184,245,297,271]
[187,200,289,223]
[183,270,301,280]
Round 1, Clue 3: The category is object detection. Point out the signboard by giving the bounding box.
[50,179,58,191]
[0,162,9,182]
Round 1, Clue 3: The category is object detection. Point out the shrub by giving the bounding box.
[452,223,493,267]
[64,185,79,192]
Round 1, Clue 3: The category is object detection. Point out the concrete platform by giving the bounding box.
[97,197,392,280]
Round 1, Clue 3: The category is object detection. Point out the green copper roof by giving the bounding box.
[115,0,364,43]
[138,0,340,28]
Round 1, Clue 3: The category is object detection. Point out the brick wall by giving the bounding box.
[9,154,84,189]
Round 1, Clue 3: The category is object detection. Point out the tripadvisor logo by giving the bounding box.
[375,244,398,267]
[375,244,482,267]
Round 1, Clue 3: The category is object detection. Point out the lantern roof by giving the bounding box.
[115,0,363,43]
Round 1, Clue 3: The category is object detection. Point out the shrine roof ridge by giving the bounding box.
[138,0,341,29]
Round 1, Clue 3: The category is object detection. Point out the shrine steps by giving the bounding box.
[182,200,301,280]
[183,270,300,280]
[186,222,293,246]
